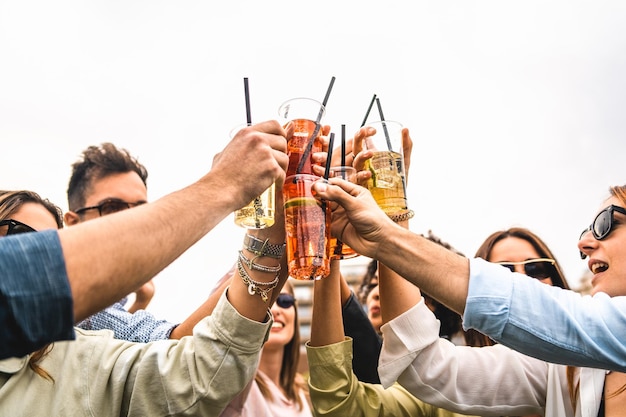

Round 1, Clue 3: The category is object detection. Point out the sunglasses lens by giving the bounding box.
[0,220,36,236]
[500,264,515,273]
[100,201,130,215]
[276,294,295,309]
[9,225,34,235]
[524,262,552,279]
[592,209,612,240]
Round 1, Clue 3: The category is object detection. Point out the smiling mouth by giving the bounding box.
[591,262,609,274]
[271,322,284,329]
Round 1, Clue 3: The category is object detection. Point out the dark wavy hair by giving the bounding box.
[67,142,148,211]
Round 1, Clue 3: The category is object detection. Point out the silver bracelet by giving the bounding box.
[243,234,286,259]
[388,209,415,222]
[238,250,281,273]
[236,258,279,302]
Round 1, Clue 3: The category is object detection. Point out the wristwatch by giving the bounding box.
[243,234,286,259]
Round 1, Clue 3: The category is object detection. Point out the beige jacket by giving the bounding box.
[0,291,271,416]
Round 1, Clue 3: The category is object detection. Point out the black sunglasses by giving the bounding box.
[0,219,36,236]
[497,258,556,280]
[75,199,145,217]
[276,293,296,309]
[579,205,626,259]
[580,204,626,241]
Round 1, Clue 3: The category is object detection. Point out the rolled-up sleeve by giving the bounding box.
[464,257,626,372]
[0,230,74,359]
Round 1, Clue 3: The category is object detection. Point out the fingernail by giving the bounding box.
[316,182,327,193]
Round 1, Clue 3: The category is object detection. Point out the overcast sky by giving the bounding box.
[2,1,625,322]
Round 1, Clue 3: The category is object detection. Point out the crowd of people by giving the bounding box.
[1,118,624,416]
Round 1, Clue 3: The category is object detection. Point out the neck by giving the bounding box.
[258,345,285,387]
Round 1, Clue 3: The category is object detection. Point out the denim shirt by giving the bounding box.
[77,298,178,342]
[464,257,626,372]
[0,230,74,359]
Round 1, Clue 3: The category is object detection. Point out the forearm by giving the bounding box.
[61,174,239,322]
[465,258,626,371]
[310,260,345,347]
[376,226,470,314]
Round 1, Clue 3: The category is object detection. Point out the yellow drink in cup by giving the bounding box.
[231,124,276,229]
[364,121,408,216]
[234,184,276,229]
[366,150,407,214]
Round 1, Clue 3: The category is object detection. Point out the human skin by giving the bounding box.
[578,196,626,298]
[488,237,555,286]
[60,120,291,323]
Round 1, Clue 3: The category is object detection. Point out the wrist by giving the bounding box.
[243,234,286,259]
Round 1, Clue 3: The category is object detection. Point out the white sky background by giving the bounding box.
[2,1,625,322]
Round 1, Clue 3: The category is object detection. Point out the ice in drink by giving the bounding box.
[234,183,275,229]
[286,119,324,177]
[283,175,330,280]
[366,150,408,215]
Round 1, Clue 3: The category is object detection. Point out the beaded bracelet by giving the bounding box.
[388,209,415,223]
[238,250,281,273]
[236,257,279,302]
[243,234,286,259]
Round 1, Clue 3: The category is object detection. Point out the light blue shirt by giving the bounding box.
[0,230,74,359]
[464,257,626,372]
[77,298,178,342]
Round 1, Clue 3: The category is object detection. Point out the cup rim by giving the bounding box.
[278,97,326,119]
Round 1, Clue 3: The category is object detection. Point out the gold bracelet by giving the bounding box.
[388,209,415,222]
[236,258,279,302]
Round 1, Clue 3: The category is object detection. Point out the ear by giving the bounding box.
[64,211,80,226]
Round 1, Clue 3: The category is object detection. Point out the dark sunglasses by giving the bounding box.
[579,205,626,260]
[580,204,626,241]
[275,293,296,309]
[75,199,145,217]
[0,219,36,236]
[496,258,556,280]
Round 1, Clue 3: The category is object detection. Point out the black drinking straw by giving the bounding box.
[375,97,393,152]
[340,124,346,169]
[243,77,263,228]
[244,77,252,126]
[324,133,335,180]
[296,76,336,174]
[360,94,377,127]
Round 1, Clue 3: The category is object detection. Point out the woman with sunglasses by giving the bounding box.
[312,174,626,373]
[463,227,570,347]
[219,280,313,417]
[373,195,626,415]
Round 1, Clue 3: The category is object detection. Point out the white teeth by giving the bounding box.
[591,262,609,274]
[271,322,284,329]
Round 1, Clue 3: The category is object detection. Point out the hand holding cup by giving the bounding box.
[210,120,290,212]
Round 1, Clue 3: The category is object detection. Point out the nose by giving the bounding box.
[270,303,281,315]
[578,229,597,260]
[513,265,526,274]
